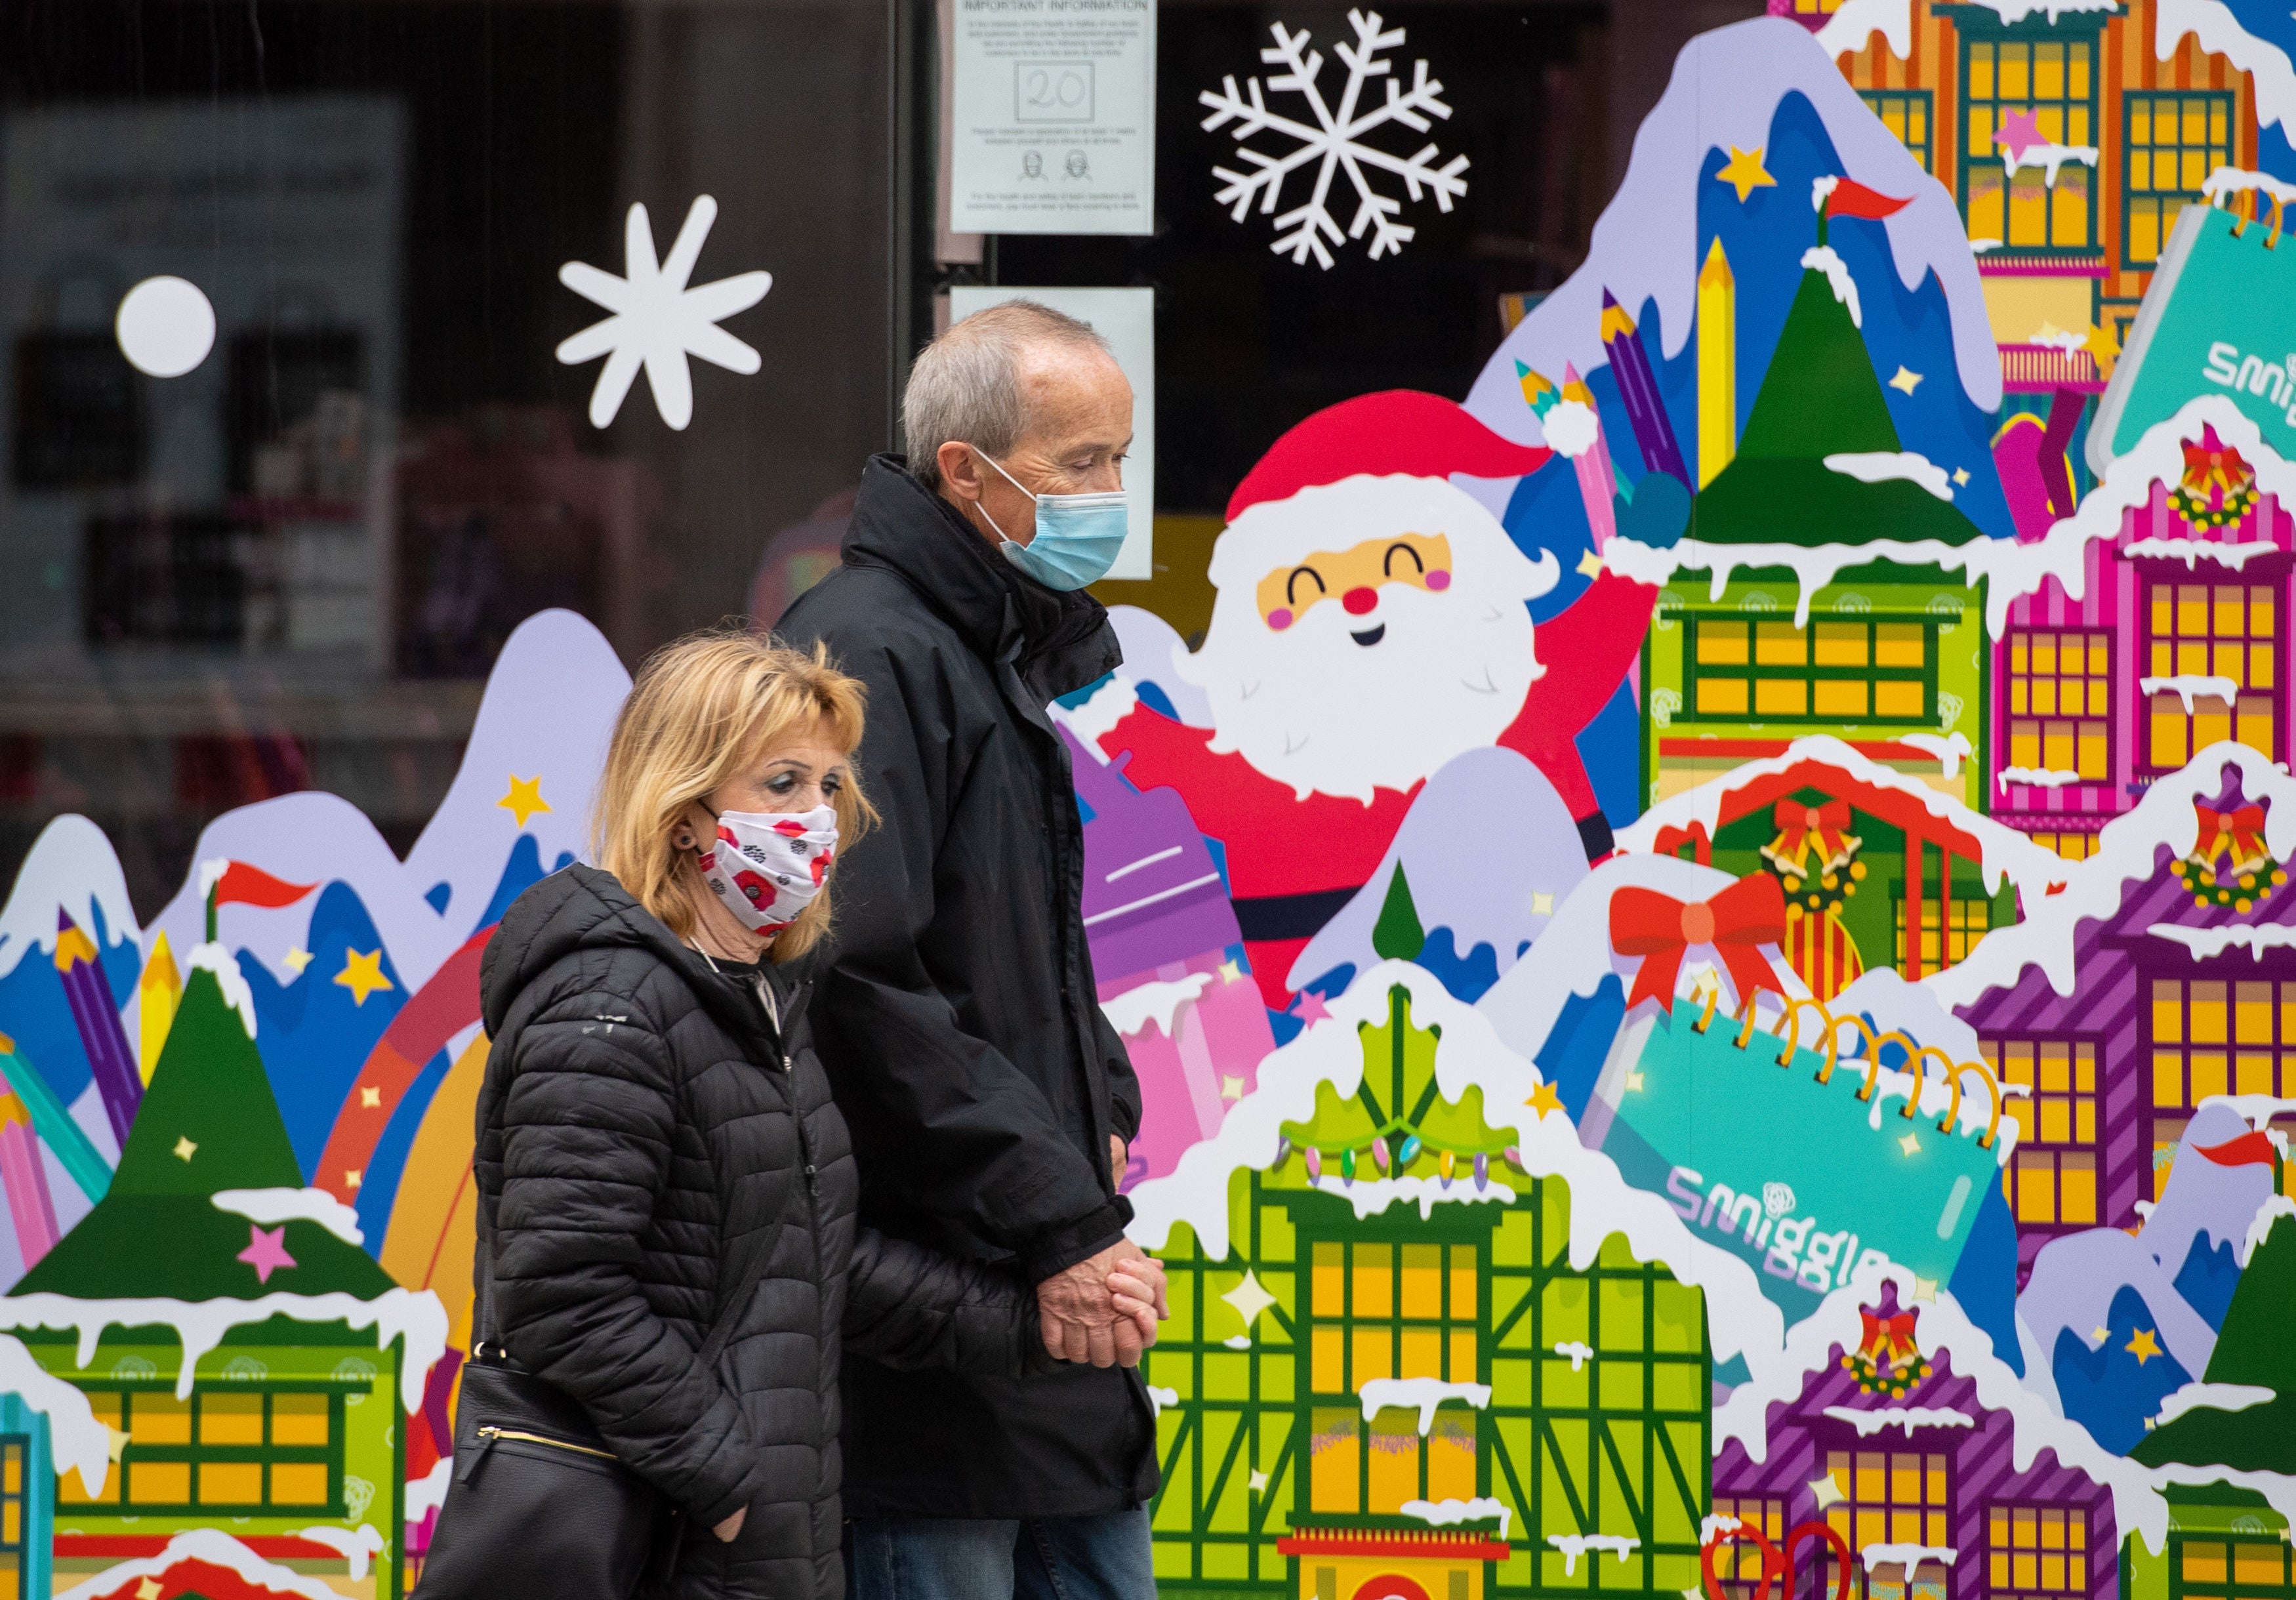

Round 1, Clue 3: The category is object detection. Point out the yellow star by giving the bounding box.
[1625,1071,1647,1092]
[1888,365,1923,395]
[2085,321,2121,379]
[1576,549,1606,579]
[173,1136,197,1162]
[2127,1326,2162,1366]
[2093,1326,2111,1343]
[281,946,313,975]
[1809,1473,1847,1510]
[1249,1469,1270,1492]
[1953,468,1971,487]
[1912,1276,1938,1303]
[1532,891,1555,916]
[498,774,553,829]
[1218,959,1242,985]
[344,1168,364,1190]
[1715,144,1776,203]
[334,947,395,1007]
[1527,1080,1566,1120]
[106,1423,131,1462]
[136,1577,162,1600]
[359,1085,383,1109]
[1897,1130,1922,1157]
[1220,1075,1246,1101]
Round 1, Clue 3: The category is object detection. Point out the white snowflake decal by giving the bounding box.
[1198,9,1468,268]
[556,195,772,430]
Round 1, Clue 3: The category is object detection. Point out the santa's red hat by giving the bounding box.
[1225,390,1553,522]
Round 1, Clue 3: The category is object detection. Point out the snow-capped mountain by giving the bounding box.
[1288,747,1589,1002]
[401,607,628,944]
[0,815,142,1117]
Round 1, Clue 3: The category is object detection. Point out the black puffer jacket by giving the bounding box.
[474,865,1037,1600]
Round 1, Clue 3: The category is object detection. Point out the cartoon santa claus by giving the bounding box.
[1096,390,1657,1006]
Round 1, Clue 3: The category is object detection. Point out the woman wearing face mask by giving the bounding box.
[436,630,1160,1600]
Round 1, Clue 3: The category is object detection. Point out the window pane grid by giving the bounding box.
[1981,1040,2101,1225]
[2150,979,2296,1199]
[2146,581,2280,768]
[2007,630,2110,779]
[2173,1536,2296,1600]
[1962,39,2097,250]
[2125,92,2234,265]
[55,1386,342,1513]
[1824,1450,1953,1600]
[1990,1505,2091,1599]
[1894,896,1987,970]
[1685,615,1934,726]
[1862,91,1934,172]
[1308,1239,1481,1516]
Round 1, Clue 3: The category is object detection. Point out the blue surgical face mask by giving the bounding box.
[971,449,1130,591]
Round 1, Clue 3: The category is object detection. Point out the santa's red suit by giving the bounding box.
[1097,392,1656,1007]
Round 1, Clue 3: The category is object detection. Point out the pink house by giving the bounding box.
[1991,410,2294,861]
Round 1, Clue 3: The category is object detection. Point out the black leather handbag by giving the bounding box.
[414,1212,771,1600]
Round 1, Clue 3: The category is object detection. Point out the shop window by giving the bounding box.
[1990,1505,2090,1599]
[2173,1536,2296,1600]
[1982,1041,2100,1225]
[1713,1496,1786,1600]
[0,1436,21,1600]
[2028,831,2101,861]
[2147,581,2279,767]
[2125,93,2233,265]
[58,1388,340,1513]
[1687,617,1933,724]
[1895,895,1987,971]
[2150,979,2296,1199]
[1307,1240,1479,1515]
[2007,630,2110,779]
[1862,92,1934,173]
[1822,1450,1952,1600]
[1961,37,2097,250]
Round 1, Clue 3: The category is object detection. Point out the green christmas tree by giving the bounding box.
[16,964,397,1303]
[2135,1210,2296,1475]
[1690,255,1988,550]
[1369,863,1426,962]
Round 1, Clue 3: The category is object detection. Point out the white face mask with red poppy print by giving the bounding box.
[695,804,838,935]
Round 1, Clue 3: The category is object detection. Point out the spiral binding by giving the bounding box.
[1685,989,2004,1150]
[2217,178,2287,250]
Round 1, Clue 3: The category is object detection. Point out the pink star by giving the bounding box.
[1994,108,2045,160]
[1290,990,1332,1025]
[237,1224,297,1285]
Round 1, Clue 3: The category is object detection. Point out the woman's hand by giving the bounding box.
[714,1508,747,1543]
[1106,1258,1167,1363]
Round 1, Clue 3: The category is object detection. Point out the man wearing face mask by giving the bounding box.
[775,300,1162,1599]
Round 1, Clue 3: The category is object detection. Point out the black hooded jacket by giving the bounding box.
[474,865,1038,1600]
[775,456,1157,1517]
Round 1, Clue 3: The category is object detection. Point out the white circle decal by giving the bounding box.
[115,276,217,378]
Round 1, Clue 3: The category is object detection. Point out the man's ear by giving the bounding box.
[937,441,983,501]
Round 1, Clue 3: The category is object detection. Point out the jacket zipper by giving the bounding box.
[476,1426,619,1462]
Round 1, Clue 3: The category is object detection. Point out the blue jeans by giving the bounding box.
[847,1507,1155,1600]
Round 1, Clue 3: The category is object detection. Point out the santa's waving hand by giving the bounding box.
[1099,390,1658,1006]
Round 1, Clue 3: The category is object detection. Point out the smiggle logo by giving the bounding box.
[1665,1164,1892,1294]
[2203,342,2296,424]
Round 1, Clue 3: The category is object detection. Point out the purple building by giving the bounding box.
[1712,1282,2119,1600]
[1936,750,2296,1285]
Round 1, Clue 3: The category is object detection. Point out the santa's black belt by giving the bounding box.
[1232,886,1361,941]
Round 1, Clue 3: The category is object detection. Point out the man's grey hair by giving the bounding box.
[903,299,1113,490]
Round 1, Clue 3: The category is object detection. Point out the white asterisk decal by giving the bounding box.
[556,195,772,430]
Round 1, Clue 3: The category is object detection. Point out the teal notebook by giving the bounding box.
[2091,194,2296,474]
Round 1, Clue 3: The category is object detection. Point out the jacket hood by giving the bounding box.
[843,455,1119,703]
[480,863,792,1044]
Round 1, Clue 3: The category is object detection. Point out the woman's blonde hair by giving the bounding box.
[592,628,876,961]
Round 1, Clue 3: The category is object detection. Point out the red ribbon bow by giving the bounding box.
[1769,798,1853,872]
[1858,1309,1919,1364]
[2192,804,2268,870]
[1610,875,1788,1014]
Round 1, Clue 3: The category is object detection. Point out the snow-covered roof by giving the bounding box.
[56,1530,358,1600]
[1125,958,1794,1372]
[1615,735,2068,903]
[1716,1262,2296,1553]
[2160,4,2296,138]
[1927,741,2296,1008]
[0,1331,113,1500]
[0,1286,449,1409]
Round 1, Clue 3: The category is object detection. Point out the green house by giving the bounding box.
[1139,975,1713,1600]
[1642,246,1994,815]
[0,959,446,1599]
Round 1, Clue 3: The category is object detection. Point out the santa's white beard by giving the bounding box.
[1181,582,1546,802]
